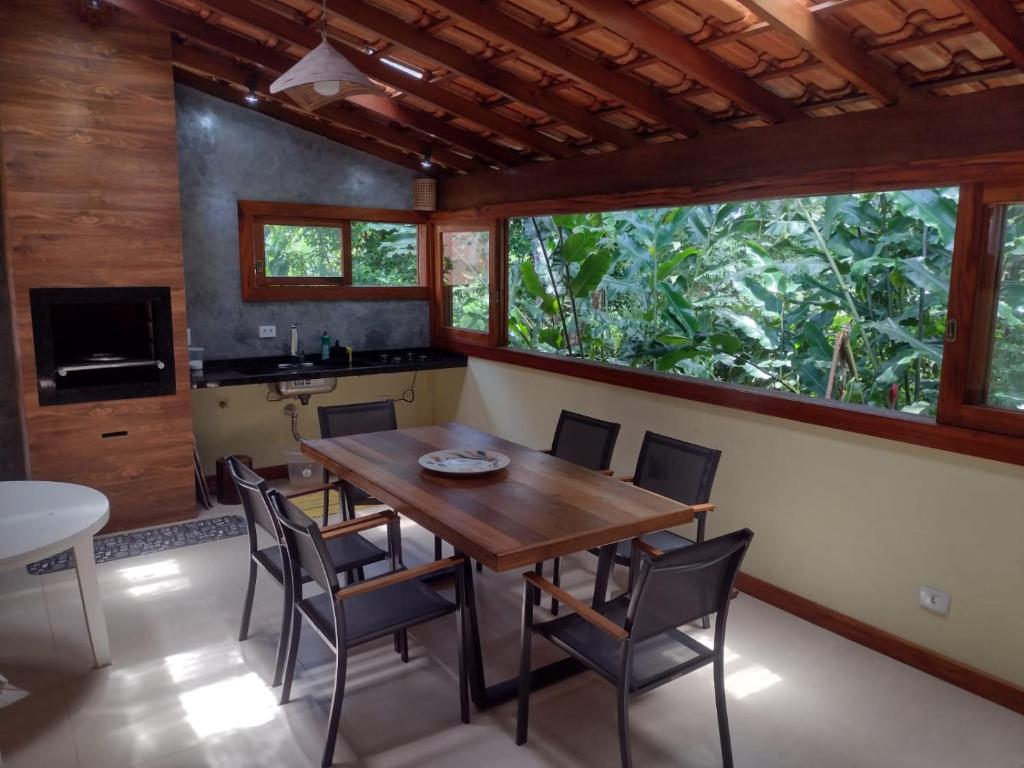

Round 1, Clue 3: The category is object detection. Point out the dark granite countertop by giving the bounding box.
[189,347,466,389]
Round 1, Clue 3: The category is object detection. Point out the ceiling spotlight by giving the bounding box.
[420,146,433,170]
[244,75,259,106]
[87,0,103,8]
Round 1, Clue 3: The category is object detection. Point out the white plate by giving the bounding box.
[418,449,511,475]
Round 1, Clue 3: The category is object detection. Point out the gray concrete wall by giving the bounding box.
[0,189,26,480]
[175,85,428,360]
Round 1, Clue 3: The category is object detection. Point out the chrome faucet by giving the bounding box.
[289,324,303,362]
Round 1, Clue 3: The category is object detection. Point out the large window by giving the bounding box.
[238,201,428,301]
[508,189,958,416]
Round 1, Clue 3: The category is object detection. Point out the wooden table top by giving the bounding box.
[301,422,694,572]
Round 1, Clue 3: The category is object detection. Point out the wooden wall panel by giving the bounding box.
[0,0,194,531]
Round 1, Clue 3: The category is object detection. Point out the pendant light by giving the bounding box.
[269,0,378,111]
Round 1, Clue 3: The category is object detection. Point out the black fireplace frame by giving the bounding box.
[30,286,177,406]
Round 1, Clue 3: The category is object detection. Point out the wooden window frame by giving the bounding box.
[938,183,1024,439]
[431,185,1024,468]
[239,200,430,301]
[431,218,504,346]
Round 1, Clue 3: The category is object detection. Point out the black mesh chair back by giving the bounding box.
[627,529,752,644]
[318,399,397,440]
[633,432,721,505]
[550,410,620,471]
[272,491,341,598]
[225,455,280,543]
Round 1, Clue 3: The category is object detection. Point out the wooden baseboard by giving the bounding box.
[736,572,1024,716]
[203,462,289,492]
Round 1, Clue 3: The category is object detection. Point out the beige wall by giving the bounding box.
[432,359,1024,687]
[192,370,438,474]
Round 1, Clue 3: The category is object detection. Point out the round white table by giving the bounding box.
[0,481,111,668]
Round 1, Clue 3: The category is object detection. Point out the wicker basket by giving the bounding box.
[412,177,437,211]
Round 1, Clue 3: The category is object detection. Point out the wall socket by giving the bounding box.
[259,325,276,339]
[919,586,951,616]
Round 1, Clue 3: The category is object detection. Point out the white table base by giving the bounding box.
[72,539,110,668]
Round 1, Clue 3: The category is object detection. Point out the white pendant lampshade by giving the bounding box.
[269,1,378,111]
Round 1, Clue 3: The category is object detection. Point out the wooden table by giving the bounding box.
[302,422,694,707]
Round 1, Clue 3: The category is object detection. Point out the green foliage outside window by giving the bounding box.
[351,221,418,286]
[988,205,1024,411]
[508,190,962,416]
[264,224,341,277]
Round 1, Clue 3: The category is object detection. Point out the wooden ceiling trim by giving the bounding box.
[567,0,807,124]
[734,0,919,106]
[106,0,523,167]
[197,0,578,159]
[427,0,710,136]
[171,41,484,172]
[325,0,645,148]
[438,84,1024,213]
[952,0,1024,71]
[174,69,431,173]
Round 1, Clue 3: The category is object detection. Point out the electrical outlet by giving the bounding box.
[919,586,951,616]
[259,325,276,339]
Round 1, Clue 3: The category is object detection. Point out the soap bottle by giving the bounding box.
[321,331,330,361]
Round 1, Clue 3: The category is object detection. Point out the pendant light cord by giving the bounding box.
[320,0,328,43]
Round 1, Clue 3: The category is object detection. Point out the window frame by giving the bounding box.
[431,218,504,346]
[238,200,430,301]
[430,185,1024,468]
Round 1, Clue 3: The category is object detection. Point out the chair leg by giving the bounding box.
[532,562,543,605]
[321,645,348,768]
[434,535,443,561]
[272,574,293,687]
[239,560,257,642]
[399,629,409,663]
[475,560,482,573]
[322,468,331,527]
[515,581,535,745]
[356,566,366,582]
[550,557,561,615]
[698,512,710,630]
[616,679,633,768]
[714,653,734,768]
[279,606,302,705]
[456,560,470,724]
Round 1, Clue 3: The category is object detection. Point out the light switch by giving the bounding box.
[259,325,276,339]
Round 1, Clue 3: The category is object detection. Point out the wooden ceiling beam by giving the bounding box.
[173,69,431,174]
[428,0,709,136]
[567,0,806,124]
[734,0,918,105]
[106,0,525,166]
[952,0,1024,71]
[172,42,484,173]
[325,0,645,148]
[438,84,1024,213]
[196,0,575,159]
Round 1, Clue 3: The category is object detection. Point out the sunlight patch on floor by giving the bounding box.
[725,665,783,699]
[179,672,277,738]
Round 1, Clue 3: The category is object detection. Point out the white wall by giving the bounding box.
[432,360,1024,687]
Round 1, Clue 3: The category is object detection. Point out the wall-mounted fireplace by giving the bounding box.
[30,287,176,406]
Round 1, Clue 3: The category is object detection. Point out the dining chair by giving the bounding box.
[271,490,470,768]
[534,410,621,614]
[317,400,398,525]
[517,529,754,768]
[226,457,389,688]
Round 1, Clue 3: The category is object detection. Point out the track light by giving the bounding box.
[420,146,433,169]
[244,75,259,106]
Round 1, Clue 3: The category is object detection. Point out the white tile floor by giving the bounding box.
[1,499,1022,768]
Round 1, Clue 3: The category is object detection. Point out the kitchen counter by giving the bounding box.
[189,347,466,389]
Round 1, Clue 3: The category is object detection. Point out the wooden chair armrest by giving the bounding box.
[335,556,464,600]
[281,482,335,500]
[690,503,716,515]
[523,573,628,641]
[633,538,663,558]
[320,510,396,540]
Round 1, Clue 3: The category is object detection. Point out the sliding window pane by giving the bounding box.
[442,230,490,332]
[986,205,1024,411]
[351,221,418,286]
[263,224,342,277]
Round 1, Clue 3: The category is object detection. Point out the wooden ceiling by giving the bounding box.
[105,0,1024,176]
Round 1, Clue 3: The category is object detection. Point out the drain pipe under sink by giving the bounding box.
[282,403,303,442]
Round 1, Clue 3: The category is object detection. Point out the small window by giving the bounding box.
[238,201,428,301]
[434,221,501,344]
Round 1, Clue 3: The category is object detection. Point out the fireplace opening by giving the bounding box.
[30,287,176,405]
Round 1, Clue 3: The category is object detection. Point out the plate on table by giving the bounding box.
[419,449,510,476]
